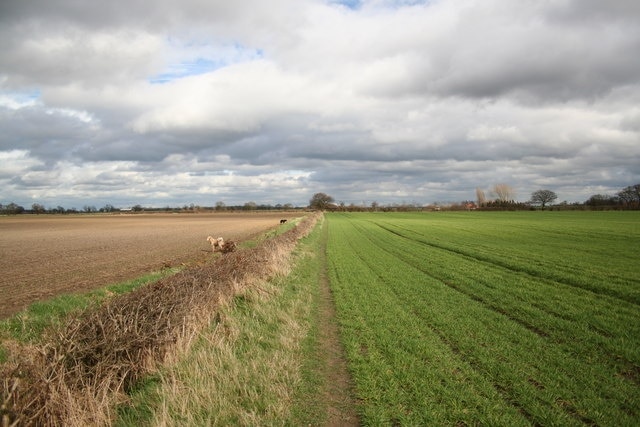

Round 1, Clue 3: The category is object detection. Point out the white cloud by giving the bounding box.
[0,150,43,177]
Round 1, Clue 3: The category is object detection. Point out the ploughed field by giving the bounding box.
[0,212,291,318]
[326,211,640,426]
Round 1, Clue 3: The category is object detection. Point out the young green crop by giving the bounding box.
[326,211,640,426]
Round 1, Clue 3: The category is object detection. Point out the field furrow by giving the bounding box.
[326,212,640,426]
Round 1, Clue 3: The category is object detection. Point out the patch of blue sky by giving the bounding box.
[329,0,430,9]
[329,0,361,9]
[149,42,265,85]
[148,58,224,84]
[0,90,41,109]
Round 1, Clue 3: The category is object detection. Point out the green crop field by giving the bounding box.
[326,211,640,426]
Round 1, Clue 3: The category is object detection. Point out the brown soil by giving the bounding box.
[317,219,360,426]
[0,212,295,319]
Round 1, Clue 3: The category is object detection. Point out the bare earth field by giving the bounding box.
[0,212,295,318]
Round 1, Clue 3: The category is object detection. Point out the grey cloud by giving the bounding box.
[545,0,640,26]
[352,1,640,103]
[0,104,94,160]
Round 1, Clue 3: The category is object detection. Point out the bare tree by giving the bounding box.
[31,203,46,214]
[2,203,25,214]
[492,183,516,202]
[617,184,640,208]
[530,189,558,210]
[476,187,487,206]
[309,192,335,210]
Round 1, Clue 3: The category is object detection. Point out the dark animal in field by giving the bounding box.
[280,219,287,224]
[220,240,237,253]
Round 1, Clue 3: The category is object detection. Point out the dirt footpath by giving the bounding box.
[0,212,295,319]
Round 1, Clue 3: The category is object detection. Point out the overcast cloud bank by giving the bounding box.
[1,0,639,208]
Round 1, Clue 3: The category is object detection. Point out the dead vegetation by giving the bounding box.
[0,214,319,426]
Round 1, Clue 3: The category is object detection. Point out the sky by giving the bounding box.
[1,0,639,209]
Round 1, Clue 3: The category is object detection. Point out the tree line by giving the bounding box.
[2,183,638,215]
[474,183,640,211]
[308,183,640,212]
[0,201,301,215]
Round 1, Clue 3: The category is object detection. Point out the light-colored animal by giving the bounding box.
[207,236,225,252]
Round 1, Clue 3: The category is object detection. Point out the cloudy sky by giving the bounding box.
[1,0,639,209]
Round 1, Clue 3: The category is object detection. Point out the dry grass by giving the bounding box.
[132,279,312,426]
[0,213,320,426]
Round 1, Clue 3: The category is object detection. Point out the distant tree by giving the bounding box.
[309,192,335,210]
[244,201,257,211]
[617,184,640,208]
[32,203,46,214]
[585,194,618,208]
[215,201,227,211]
[53,205,66,214]
[83,205,97,213]
[370,201,379,211]
[101,204,116,213]
[492,183,516,203]
[530,189,558,210]
[2,202,25,215]
[476,187,487,206]
[132,204,143,212]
